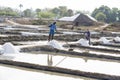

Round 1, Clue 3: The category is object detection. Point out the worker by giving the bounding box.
[48,22,57,41]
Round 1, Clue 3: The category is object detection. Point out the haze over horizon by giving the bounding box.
[0,0,120,12]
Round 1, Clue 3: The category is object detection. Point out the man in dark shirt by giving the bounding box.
[85,29,91,45]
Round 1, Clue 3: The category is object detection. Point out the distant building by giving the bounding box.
[58,13,97,26]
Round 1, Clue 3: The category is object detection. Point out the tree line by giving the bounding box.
[0,5,120,23]
[91,5,120,23]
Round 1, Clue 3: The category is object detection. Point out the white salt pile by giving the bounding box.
[113,36,120,42]
[77,38,89,46]
[2,42,20,54]
[99,37,110,44]
[0,45,4,54]
[47,40,64,49]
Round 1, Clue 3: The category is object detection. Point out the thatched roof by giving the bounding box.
[58,14,80,21]
[58,14,97,22]
[58,13,97,26]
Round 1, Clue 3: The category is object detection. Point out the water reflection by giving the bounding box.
[47,54,53,66]
[82,57,88,63]
[0,51,120,76]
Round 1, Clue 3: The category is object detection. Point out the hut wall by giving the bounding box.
[74,14,95,26]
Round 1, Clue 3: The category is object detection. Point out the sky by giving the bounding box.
[0,0,120,12]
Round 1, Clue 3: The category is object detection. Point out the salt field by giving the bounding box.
[0,50,120,76]
[0,23,120,79]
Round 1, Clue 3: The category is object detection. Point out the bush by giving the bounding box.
[32,19,47,25]
[110,22,120,27]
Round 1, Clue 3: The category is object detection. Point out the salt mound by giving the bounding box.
[48,40,64,49]
[0,45,4,54]
[77,38,89,46]
[114,36,120,42]
[99,37,110,44]
[2,42,20,54]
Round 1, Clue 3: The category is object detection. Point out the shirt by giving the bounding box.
[49,24,56,31]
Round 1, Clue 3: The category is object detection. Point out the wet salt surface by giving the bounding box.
[1,41,120,76]
[16,40,120,58]
[63,31,81,35]
[0,35,8,37]
[91,45,120,51]
[15,41,48,46]
[20,32,63,36]
[2,25,67,31]
[0,64,92,80]
[15,40,120,57]
[1,39,117,61]
[68,41,120,52]
[0,52,120,76]
[90,51,120,57]
[111,32,120,34]
[74,48,120,57]
[90,31,100,34]
[20,32,48,36]
[16,40,66,49]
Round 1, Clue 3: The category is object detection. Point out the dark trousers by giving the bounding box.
[86,36,91,45]
[48,34,54,41]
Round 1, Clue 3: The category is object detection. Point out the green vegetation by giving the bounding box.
[38,11,55,19]
[0,7,19,17]
[91,5,120,23]
[95,12,106,22]
[32,19,48,25]
[0,5,120,24]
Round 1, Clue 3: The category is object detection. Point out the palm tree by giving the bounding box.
[19,4,23,17]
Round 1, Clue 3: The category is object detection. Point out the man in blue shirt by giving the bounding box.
[48,22,57,41]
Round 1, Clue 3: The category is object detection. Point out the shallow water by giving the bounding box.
[0,64,95,80]
[74,48,120,57]
[92,45,120,51]
[0,51,120,76]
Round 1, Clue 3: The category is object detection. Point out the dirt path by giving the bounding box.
[6,19,20,26]
[94,24,109,31]
[5,19,41,28]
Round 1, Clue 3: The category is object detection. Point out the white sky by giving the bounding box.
[0,0,120,12]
